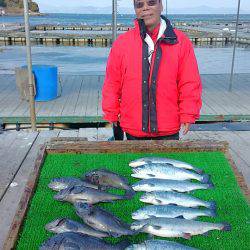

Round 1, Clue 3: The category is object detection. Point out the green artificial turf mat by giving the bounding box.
[16,151,250,250]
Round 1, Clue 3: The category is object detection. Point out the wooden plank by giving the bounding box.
[85,76,99,116]
[0,131,38,200]
[78,128,97,141]
[97,127,113,141]
[58,129,79,137]
[61,75,82,116]
[0,130,59,249]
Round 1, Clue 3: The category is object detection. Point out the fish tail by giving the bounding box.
[201,174,210,184]
[116,240,130,249]
[207,201,217,210]
[124,188,136,199]
[194,167,204,174]
[221,223,231,231]
[207,183,214,189]
[207,209,217,217]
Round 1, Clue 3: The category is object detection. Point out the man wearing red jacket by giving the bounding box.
[102,0,202,140]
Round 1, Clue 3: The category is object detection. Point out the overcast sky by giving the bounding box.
[35,0,250,13]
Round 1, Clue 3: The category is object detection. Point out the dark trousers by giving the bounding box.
[126,132,179,141]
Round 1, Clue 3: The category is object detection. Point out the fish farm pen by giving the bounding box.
[3,140,249,250]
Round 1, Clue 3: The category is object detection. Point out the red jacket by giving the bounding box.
[102,17,202,137]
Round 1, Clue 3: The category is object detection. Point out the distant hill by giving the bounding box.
[0,0,39,15]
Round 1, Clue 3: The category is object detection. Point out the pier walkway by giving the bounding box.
[0,73,249,125]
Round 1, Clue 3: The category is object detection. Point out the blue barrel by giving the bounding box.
[31,65,58,101]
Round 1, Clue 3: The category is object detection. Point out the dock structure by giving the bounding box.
[1,34,250,47]
[0,73,249,126]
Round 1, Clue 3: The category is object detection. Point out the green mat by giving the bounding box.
[16,151,250,250]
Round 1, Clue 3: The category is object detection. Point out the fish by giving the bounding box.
[48,177,98,191]
[131,217,231,239]
[39,232,129,250]
[45,218,109,238]
[129,157,203,174]
[132,179,213,193]
[131,164,210,183]
[84,168,135,198]
[140,191,217,210]
[132,205,216,220]
[126,239,198,250]
[54,185,125,204]
[74,202,136,238]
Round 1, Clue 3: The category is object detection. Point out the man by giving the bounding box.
[102,0,202,140]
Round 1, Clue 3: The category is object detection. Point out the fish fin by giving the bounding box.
[208,183,214,189]
[201,174,211,184]
[155,199,163,204]
[175,215,185,219]
[222,223,231,231]
[208,201,217,210]
[152,225,162,230]
[147,233,154,240]
[148,183,155,187]
[110,232,121,238]
[182,233,192,240]
[202,232,210,236]
[208,209,217,218]
[168,203,177,206]
[147,174,156,178]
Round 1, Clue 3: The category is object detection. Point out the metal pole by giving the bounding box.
[166,0,168,17]
[229,0,241,92]
[112,0,117,43]
[23,0,36,131]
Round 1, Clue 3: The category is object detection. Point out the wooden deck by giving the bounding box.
[0,73,250,124]
[0,129,249,248]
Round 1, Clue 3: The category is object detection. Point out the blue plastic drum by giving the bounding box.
[31,65,58,101]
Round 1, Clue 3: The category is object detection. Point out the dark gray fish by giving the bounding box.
[48,177,98,191]
[54,185,125,204]
[84,168,135,198]
[126,239,198,250]
[39,232,129,250]
[74,202,136,238]
[45,218,109,238]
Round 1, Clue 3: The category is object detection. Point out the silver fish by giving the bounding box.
[48,177,98,191]
[131,164,210,183]
[40,232,129,250]
[54,185,125,204]
[131,218,231,239]
[132,205,216,220]
[129,157,203,174]
[126,240,198,250]
[45,218,109,238]
[140,191,216,210]
[132,179,213,193]
[75,202,136,238]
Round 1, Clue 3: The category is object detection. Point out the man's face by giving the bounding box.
[134,0,163,29]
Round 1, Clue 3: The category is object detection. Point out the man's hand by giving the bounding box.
[182,123,191,135]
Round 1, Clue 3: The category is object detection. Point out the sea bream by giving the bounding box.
[54,185,126,204]
[75,202,136,238]
[48,177,98,191]
[129,157,203,174]
[132,179,213,193]
[131,217,231,239]
[132,205,216,220]
[40,232,129,250]
[131,164,210,183]
[84,168,135,197]
[45,218,109,238]
[126,239,198,250]
[140,191,216,210]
